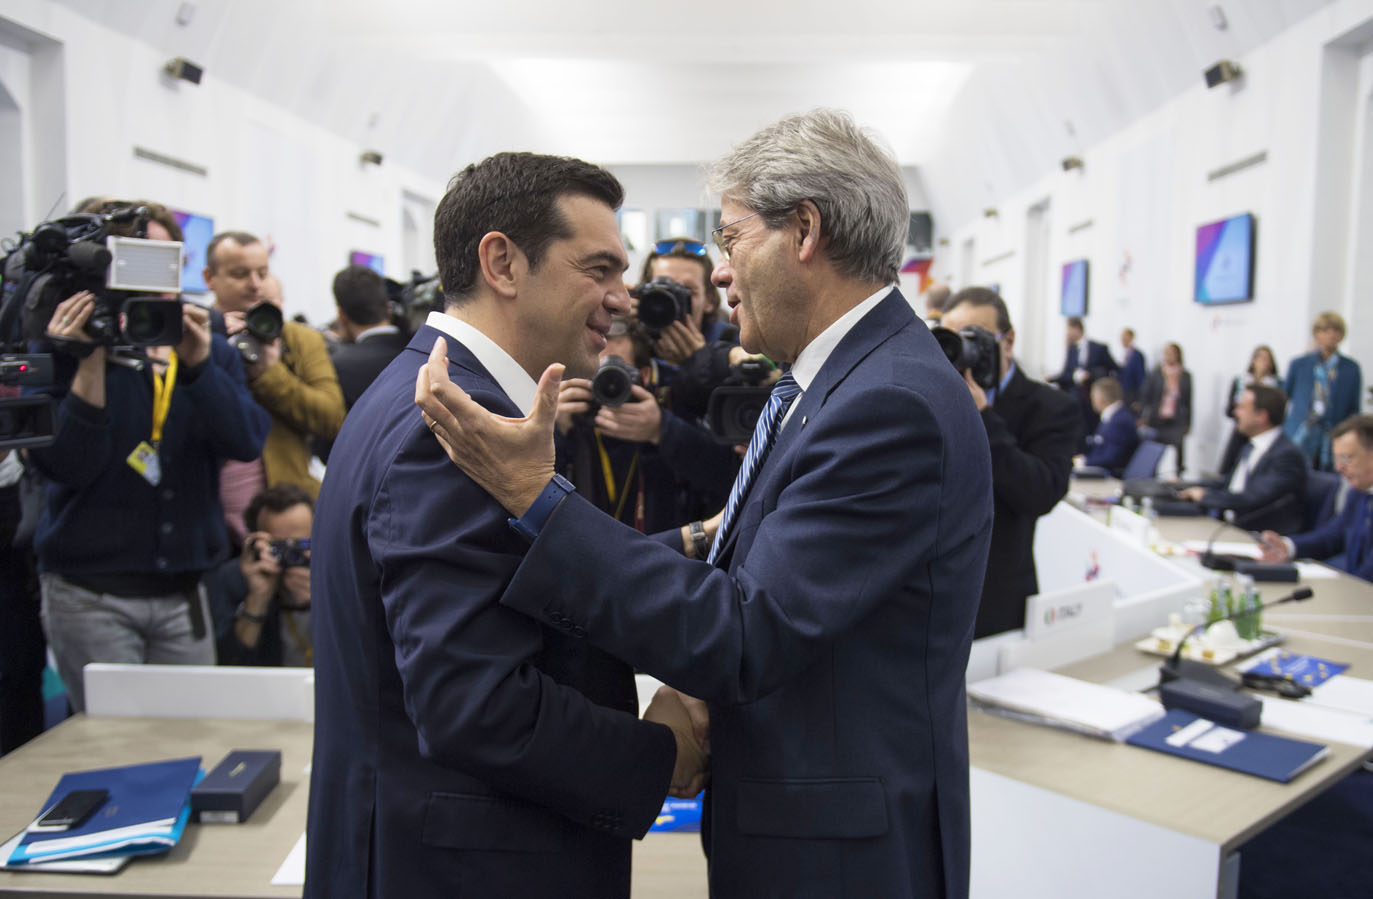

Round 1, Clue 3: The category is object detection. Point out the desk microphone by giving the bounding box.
[1199,518,1239,571]
[1160,586,1314,686]
[1156,586,1313,727]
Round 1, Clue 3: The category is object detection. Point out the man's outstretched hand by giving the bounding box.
[414,337,561,517]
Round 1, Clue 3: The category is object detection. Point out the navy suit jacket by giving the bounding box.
[1197,432,1308,533]
[1083,405,1140,476]
[499,291,993,898]
[1291,488,1373,582]
[1120,348,1147,399]
[305,328,674,899]
[1053,339,1117,391]
[329,329,409,409]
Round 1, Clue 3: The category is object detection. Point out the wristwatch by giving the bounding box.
[688,520,711,559]
[508,474,576,542]
[235,601,268,625]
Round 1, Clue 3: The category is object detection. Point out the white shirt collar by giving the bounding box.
[355,323,400,342]
[1100,400,1123,422]
[787,285,895,393]
[423,311,537,416]
[1245,425,1282,466]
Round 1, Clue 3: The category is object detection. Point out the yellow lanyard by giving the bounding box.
[593,430,639,519]
[150,350,179,446]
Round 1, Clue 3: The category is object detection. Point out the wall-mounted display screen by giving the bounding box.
[1060,259,1088,317]
[1195,212,1255,304]
[170,209,214,293]
[350,251,385,276]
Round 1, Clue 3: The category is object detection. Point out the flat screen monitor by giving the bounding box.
[350,251,385,276]
[1195,212,1255,304]
[169,209,214,293]
[1060,259,1088,317]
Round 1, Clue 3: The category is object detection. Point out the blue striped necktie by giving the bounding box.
[707,373,802,565]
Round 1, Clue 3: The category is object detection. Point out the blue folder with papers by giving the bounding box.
[7,756,201,866]
[1126,709,1329,783]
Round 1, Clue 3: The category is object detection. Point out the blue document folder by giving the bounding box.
[8,756,201,865]
[1126,710,1329,783]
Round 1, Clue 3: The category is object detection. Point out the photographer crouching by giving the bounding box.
[12,201,270,711]
[204,484,313,666]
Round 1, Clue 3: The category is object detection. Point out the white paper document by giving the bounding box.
[968,668,1165,741]
[271,832,306,886]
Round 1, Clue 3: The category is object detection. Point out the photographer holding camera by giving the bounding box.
[17,202,270,711]
[205,231,344,544]
[939,287,1081,638]
[205,484,314,667]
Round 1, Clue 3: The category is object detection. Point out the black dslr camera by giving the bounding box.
[230,302,284,364]
[932,325,1001,390]
[252,537,310,568]
[0,206,185,349]
[706,357,778,445]
[631,277,692,337]
[589,355,641,411]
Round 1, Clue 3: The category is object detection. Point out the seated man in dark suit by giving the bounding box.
[1082,377,1138,476]
[943,288,1082,638]
[1178,385,1306,533]
[327,264,409,409]
[1259,414,1373,582]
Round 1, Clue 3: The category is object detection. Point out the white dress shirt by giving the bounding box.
[780,285,894,431]
[424,311,537,416]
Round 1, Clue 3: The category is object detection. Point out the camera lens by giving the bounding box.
[931,327,967,371]
[244,302,283,341]
[637,290,677,332]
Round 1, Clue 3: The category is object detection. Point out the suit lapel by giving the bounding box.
[714,291,918,568]
[405,325,521,418]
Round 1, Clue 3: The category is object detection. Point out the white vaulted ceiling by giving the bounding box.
[51,0,1336,214]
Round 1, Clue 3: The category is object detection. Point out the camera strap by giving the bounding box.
[126,350,177,486]
[593,430,640,522]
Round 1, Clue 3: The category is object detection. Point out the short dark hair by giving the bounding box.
[640,238,720,327]
[1332,414,1373,451]
[244,483,313,533]
[332,265,389,327]
[433,152,623,306]
[1066,316,1084,332]
[945,286,1012,334]
[206,231,262,273]
[1246,384,1287,427]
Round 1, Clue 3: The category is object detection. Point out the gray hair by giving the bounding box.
[706,109,907,284]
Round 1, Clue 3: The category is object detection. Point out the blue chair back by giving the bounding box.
[1122,440,1167,481]
[1303,469,1343,531]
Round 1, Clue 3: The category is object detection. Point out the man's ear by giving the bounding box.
[476,232,524,300]
[794,199,823,264]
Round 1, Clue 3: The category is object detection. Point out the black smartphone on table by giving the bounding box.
[30,788,109,831]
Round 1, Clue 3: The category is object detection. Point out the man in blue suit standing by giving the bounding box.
[1082,377,1139,476]
[1260,414,1373,581]
[1053,316,1118,445]
[306,154,701,898]
[1178,385,1307,533]
[1118,328,1147,411]
[417,109,993,898]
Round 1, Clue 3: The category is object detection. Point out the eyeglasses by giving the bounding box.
[711,211,762,260]
[651,239,709,258]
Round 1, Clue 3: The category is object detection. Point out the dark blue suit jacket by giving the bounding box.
[1083,405,1140,475]
[1197,432,1308,533]
[1053,339,1118,391]
[305,328,674,899]
[499,291,992,898]
[1292,488,1373,582]
[1120,348,1146,400]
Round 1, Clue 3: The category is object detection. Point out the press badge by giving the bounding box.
[127,440,162,486]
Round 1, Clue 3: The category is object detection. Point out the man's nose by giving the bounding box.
[711,259,731,289]
[607,283,631,315]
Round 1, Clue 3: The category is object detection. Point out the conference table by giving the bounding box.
[965,477,1373,898]
[2,481,1369,898]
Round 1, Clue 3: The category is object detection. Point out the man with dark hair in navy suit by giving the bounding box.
[418,109,993,899]
[1082,377,1138,477]
[1179,385,1307,533]
[1118,328,1146,410]
[306,153,703,899]
[1259,413,1373,581]
[1053,316,1118,444]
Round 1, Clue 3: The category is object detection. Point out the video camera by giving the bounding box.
[0,354,55,451]
[706,356,778,445]
[383,270,443,336]
[0,206,185,350]
[631,277,692,337]
[932,325,1001,390]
